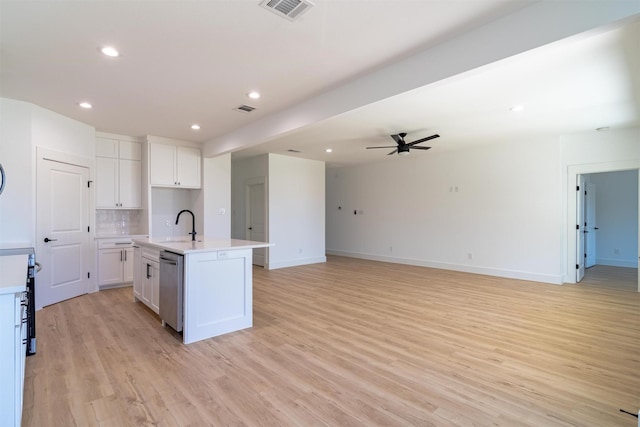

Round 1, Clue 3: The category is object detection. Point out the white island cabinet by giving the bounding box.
[132,238,271,344]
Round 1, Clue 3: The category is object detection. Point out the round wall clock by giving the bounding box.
[0,163,5,195]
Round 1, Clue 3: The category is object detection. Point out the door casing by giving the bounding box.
[36,147,94,308]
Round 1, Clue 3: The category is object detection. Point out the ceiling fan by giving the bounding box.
[366,132,440,156]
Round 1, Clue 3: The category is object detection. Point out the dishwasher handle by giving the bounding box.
[160,256,178,265]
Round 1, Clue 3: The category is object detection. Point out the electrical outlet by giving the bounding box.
[614,248,620,255]
[165,219,171,227]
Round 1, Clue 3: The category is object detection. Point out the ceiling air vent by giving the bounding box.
[287,149,301,153]
[260,0,314,22]
[234,104,256,113]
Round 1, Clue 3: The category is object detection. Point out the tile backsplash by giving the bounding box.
[96,210,143,236]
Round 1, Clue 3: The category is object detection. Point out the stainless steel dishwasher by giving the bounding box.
[159,251,184,332]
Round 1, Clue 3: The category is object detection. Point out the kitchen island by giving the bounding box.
[132,237,271,344]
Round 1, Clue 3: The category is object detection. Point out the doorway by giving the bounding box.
[36,148,92,308]
[245,177,267,267]
[569,163,639,291]
[582,171,639,285]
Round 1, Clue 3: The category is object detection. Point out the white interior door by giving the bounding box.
[37,157,91,307]
[585,182,597,268]
[246,178,266,267]
[576,175,586,282]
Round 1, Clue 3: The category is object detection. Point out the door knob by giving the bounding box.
[44,237,57,243]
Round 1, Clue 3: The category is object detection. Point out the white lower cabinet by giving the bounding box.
[134,248,160,314]
[97,239,134,287]
[133,246,142,299]
[182,249,253,344]
[0,289,27,427]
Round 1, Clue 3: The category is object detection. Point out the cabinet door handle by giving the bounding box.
[120,250,123,262]
[146,263,151,278]
[124,251,127,261]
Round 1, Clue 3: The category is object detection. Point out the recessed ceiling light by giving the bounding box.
[100,46,119,57]
[595,126,610,132]
[325,148,333,153]
[247,91,261,100]
[79,102,92,109]
[509,105,524,112]
[191,124,201,130]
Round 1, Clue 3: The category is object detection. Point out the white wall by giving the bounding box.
[31,106,95,159]
[201,154,231,238]
[150,187,198,239]
[327,137,563,283]
[590,170,638,267]
[0,98,33,244]
[268,154,325,269]
[230,154,268,240]
[231,154,326,269]
[325,128,639,284]
[0,98,95,246]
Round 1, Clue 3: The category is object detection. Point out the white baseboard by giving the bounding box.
[267,256,326,270]
[326,250,563,285]
[595,258,638,268]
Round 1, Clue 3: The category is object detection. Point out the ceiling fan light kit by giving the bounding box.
[367,132,440,156]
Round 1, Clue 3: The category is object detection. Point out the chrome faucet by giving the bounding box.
[175,209,197,241]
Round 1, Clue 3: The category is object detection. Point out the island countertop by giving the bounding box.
[132,237,272,255]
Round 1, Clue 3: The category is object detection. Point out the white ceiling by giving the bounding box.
[236,19,640,167]
[1,1,639,167]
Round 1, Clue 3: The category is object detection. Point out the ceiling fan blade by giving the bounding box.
[410,146,431,150]
[387,149,398,155]
[366,146,397,149]
[390,134,403,145]
[407,134,440,146]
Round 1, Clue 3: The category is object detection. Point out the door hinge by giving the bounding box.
[87,226,90,232]
[576,264,579,270]
[88,180,92,188]
[576,185,580,191]
[584,253,587,258]
[576,224,579,230]
[87,272,90,279]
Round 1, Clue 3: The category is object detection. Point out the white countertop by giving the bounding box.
[132,237,272,255]
[0,254,28,294]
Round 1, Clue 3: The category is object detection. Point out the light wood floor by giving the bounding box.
[22,257,640,426]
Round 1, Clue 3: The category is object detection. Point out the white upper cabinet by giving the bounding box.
[149,143,201,189]
[96,137,142,209]
[96,157,118,207]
